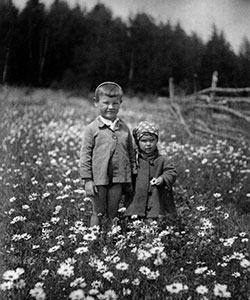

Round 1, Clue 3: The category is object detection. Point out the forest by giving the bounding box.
[1,0,250,94]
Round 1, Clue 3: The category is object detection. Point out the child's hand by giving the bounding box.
[85,180,98,196]
[150,176,164,186]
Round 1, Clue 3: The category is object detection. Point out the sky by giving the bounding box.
[12,0,250,53]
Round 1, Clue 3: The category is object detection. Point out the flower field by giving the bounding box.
[0,87,250,300]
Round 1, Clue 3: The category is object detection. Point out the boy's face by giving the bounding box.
[138,133,158,154]
[95,95,121,121]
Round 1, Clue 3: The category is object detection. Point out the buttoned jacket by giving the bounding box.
[124,151,177,218]
[79,116,136,185]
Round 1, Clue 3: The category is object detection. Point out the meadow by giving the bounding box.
[0,86,250,300]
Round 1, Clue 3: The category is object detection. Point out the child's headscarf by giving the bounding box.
[132,121,159,144]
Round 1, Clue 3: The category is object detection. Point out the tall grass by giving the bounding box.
[0,87,250,300]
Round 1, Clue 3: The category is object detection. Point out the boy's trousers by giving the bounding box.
[91,183,123,220]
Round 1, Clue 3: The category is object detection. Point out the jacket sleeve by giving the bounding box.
[161,158,177,190]
[79,125,94,180]
[127,128,137,175]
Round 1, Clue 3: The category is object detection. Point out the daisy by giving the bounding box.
[57,263,74,278]
[69,289,85,300]
[196,285,208,294]
[29,286,46,300]
[139,266,150,275]
[166,282,188,294]
[213,283,231,298]
[101,289,118,300]
[115,262,129,270]
[240,259,250,268]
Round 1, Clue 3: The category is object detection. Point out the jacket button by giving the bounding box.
[113,135,117,140]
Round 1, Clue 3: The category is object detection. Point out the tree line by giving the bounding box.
[1,0,250,95]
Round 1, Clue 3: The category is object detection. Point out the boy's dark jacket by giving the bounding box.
[124,149,177,218]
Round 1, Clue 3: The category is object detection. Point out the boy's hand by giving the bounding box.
[150,176,164,186]
[85,180,98,196]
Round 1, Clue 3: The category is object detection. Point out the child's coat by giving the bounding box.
[124,151,177,218]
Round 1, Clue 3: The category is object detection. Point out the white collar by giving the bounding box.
[99,116,119,130]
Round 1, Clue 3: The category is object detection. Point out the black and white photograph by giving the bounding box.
[1,0,250,299]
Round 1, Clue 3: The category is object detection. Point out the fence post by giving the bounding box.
[193,73,198,95]
[169,77,174,103]
[210,71,218,101]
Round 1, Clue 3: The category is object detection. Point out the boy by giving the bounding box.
[79,82,136,227]
[124,121,177,219]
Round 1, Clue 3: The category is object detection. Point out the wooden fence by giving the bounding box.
[167,72,250,141]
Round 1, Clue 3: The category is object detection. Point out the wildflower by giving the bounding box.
[75,247,88,254]
[166,282,188,294]
[69,289,85,300]
[240,258,250,268]
[42,192,50,198]
[96,261,108,273]
[65,258,76,265]
[12,233,31,241]
[132,278,140,285]
[83,233,97,241]
[213,193,221,198]
[123,288,131,296]
[196,205,206,211]
[200,218,214,229]
[231,272,241,278]
[91,280,102,289]
[86,296,95,300]
[154,257,163,266]
[89,289,99,295]
[70,277,87,288]
[194,266,208,274]
[57,262,74,278]
[121,278,129,284]
[29,285,46,300]
[223,237,237,247]
[22,204,30,210]
[147,270,160,280]
[241,238,249,243]
[48,245,60,253]
[196,285,208,294]
[201,158,208,164]
[2,268,24,281]
[39,269,49,279]
[0,281,14,290]
[139,266,151,275]
[2,270,18,282]
[159,228,173,237]
[103,271,114,281]
[99,289,118,300]
[131,215,138,219]
[115,262,129,270]
[207,270,216,276]
[137,249,152,260]
[51,217,60,224]
[109,225,121,235]
[197,231,206,237]
[230,252,245,260]
[213,283,231,298]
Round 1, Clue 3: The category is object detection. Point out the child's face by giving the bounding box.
[95,95,121,121]
[138,134,158,154]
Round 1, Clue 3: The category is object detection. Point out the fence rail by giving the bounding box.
[197,87,250,95]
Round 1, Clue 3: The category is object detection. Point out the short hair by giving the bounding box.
[94,82,123,102]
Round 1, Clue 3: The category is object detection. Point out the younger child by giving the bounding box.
[79,82,136,227]
[124,121,177,219]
